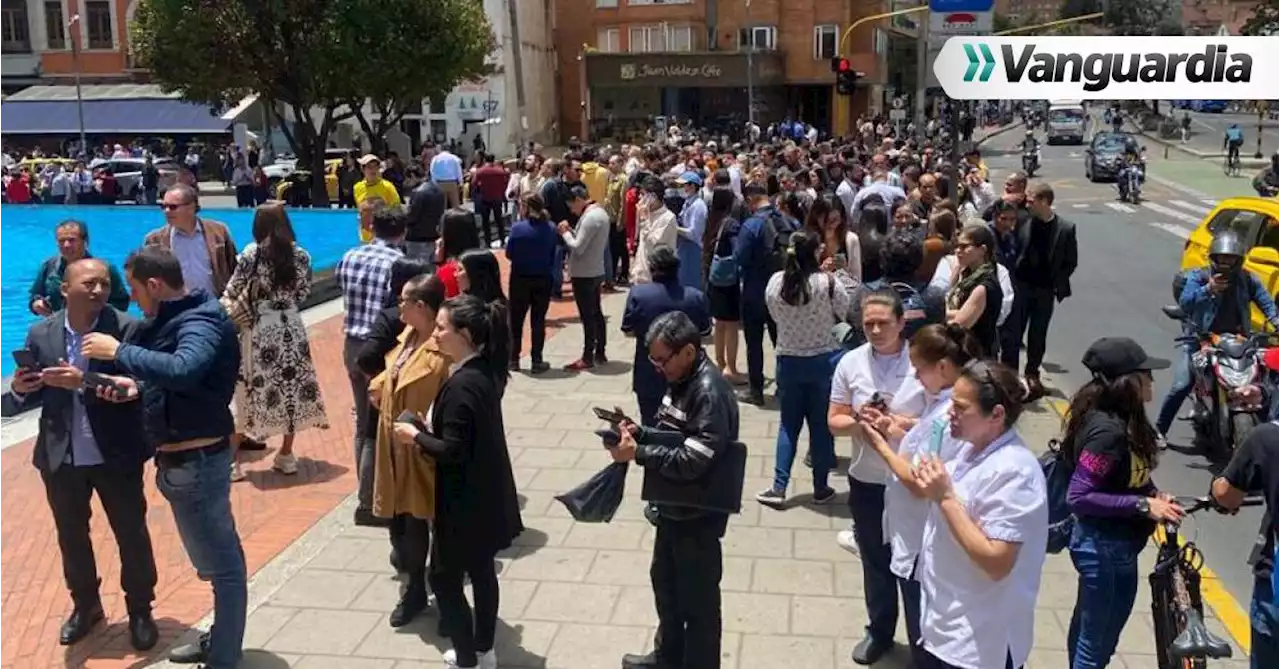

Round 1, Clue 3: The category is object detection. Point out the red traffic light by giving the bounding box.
[837,58,851,72]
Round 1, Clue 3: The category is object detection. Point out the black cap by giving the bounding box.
[1082,337,1170,379]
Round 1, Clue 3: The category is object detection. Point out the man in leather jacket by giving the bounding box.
[611,310,740,669]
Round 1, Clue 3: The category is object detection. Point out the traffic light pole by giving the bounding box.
[832,5,930,138]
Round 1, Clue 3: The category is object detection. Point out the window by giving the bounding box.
[628,24,692,52]
[667,25,692,51]
[85,0,112,49]
[738,25,776,51]
[813,24,837,60]
[44,1,65,49]
[596,0,617,7]
[1,0,30,53]
[1207,209,1269,249]
[597,27,620,52]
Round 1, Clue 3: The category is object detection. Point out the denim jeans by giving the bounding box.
[551,245,566,298]
[1066,522,1145,669]
[156,443,246,669]
[343,336,375,509]
[603,240,614,285]
[772,354,836,492]
[1252,571,1278,669]
[848,476,920,646]
[1156,345,1194,435]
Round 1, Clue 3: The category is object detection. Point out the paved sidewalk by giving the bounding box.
[140,292,1250,669]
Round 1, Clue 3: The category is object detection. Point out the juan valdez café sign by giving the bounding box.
[620,62,724,81]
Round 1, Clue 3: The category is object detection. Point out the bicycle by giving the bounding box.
[1223,147,1242,177]
[1150,495,1263,669]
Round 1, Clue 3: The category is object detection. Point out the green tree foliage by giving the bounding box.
[131,0,493,203]
[1240,1,1279,35]
[1100,0,1171,35]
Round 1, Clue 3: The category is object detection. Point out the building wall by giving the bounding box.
[1182,0,1257,34]
[36,0,137,80]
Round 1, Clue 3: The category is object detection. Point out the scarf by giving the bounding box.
[947,261,994,311]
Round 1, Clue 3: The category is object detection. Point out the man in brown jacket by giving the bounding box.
[142,183,239,298]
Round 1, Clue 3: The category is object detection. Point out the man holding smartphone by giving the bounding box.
[9,258,159,651]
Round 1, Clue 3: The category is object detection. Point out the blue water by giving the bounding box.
[1,205,357,377]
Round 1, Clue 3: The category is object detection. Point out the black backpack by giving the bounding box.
[763,211,797,275]
[1041,438,1074,554]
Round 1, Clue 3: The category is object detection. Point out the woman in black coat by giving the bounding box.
[392,294,522,669]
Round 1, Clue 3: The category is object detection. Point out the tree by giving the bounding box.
[131,0,493,204]
[1101,0,1170,35]
[993,12,1017,33]
[1240,1,1279,35]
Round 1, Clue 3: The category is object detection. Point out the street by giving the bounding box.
[1162,107,1278,159]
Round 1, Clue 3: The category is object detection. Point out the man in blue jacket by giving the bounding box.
[622,246,712,425]
[81,246,245,669]
[732,182,786,405]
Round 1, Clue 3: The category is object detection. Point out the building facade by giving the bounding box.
[2,0,142,92]
[1181,0,1259,34]
[553,0,897,143]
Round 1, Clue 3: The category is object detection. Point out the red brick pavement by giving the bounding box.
[0,253,586,669]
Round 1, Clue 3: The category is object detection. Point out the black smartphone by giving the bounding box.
[595,428,621,449]
[82,371,123,393]
[12,349,41,371]
[396,410,426,429]
[867,392,889,412]
[593,406,631,425]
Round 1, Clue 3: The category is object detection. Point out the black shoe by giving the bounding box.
[530,360,551,374]
[168,633,209,664]
[353,508,389,528]
[59,604,104,645]
[736,389,765,406]
[621,652,676,669]
[594,352,608,366]
[508,360,521,372]
[812,486,837,505]
[128,611,159,651]
[389,591,430,628]
[850,636,894,665]
[239,437,268,451]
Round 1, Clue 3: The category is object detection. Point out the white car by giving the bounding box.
[95,158,179,202]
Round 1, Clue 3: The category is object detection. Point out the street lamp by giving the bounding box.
[745,0,755,130]
[68,14,87,158]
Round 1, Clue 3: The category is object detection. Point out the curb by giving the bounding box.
[974,121,1025,149]
[1042,396,1253,654]
[1124,118,1269,169]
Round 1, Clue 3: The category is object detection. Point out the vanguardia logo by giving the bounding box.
[933,37,1277,101]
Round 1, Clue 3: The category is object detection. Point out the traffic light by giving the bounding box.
[834,58,862,96]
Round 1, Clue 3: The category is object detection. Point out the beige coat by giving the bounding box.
[369,328,450,520]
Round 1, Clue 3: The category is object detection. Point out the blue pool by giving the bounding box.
[1,205,358,377]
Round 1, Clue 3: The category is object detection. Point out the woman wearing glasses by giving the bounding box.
[945,224,1004,358]
[913,361,1048,669]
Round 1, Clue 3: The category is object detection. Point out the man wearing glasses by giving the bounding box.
[142,184,240,299]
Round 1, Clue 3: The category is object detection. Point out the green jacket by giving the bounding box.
[29,253,131,315]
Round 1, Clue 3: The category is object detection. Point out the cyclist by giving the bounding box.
[1252,152,1278,197]
[1224,123,1245,170]
[1062,337,1181,669]
[1210,349,1278,669]
[1154,230,1279,445]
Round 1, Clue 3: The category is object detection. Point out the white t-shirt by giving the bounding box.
[885,388,962,579]
[919,429,1048,669]
[829,343,927,483]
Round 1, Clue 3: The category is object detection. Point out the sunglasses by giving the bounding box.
[964,359,1013,410]
[159,202,191,211]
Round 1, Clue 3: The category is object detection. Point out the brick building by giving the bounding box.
[992,0,1060,27]
[1181,0,1259,34]
[1,0,142,92]
[553,0,902,143]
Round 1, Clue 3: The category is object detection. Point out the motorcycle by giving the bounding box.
[1117,164,1143,203]
[1162,305,1273,456]
[1022,147,1040,177]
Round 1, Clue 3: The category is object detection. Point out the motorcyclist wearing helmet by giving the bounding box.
[1252,153,1278,197]
[1118,141,1145,196]
[1155,230,1279,443]
[1020,129,1041,170]
[1224,123,1246,167]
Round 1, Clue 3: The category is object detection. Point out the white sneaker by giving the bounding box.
[443,648,497,669]
[836,528,860,556]
[273,453,299,475]
[230,462,246,482]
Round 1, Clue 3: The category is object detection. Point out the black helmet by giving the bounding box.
[1208,230,1245,260]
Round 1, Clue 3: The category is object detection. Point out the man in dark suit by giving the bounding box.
[999,182,1078,399]
[621,246,712,426]
[406,176,446,264]
[9,258,159,650]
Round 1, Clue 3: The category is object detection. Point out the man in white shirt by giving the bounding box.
[630,177,677,285]
[836,169,859,217]
[429,147,464,208]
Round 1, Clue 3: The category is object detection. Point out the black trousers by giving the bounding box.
[388,514,431,596]
[741,304,777,396]
[571,276,607,360]
[234,184,255,207]
[651,514,727,669]
[848,476,921,646]
[509,274,553,364]
[429,551,500,666]
[999,282,1056,376]
[609,227,630,283]
[476,198,506,245]
[41,463,158,614]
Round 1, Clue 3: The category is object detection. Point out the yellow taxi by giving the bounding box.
[1179,196,1279,331]
[15,157,78,173]
[275,158,342,202]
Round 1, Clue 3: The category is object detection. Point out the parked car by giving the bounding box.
[92,158,179,202]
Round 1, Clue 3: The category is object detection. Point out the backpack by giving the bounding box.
[1041,438,1075,554]
[887,281,932,340]
[762,211,797,276]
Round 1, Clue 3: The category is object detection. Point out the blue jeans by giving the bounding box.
[156,443,247,669]
[772,354,836,492]
[551,245,566,297]
[1066,522,1144,669]
[1252,571,1277,669]
[848,476,921,645]
[603,241,614,285]
[1156,345,1194,435]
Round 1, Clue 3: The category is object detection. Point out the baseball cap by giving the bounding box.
[676,171,703,187]
[357,154,381,166]
[1082,337,1170,379]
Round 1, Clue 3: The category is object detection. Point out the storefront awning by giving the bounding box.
[1,98,230,135]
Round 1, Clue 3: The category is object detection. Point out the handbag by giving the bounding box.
[707,223,739,287]
[220,253,261,330]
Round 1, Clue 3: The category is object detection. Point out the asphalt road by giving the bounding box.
[1173,108,1279,158]
[984,134,1266,608]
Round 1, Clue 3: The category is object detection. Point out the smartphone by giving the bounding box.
[12,349,41,371]
[867,392,889,412]
[595,428,621,449]
[82,371,122,392]
[396,410,426,429]
[593,406,631,425]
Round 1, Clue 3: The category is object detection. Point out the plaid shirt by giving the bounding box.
[336,239,403,338]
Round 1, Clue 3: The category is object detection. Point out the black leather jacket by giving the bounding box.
[407,180,446,242]
[636,353,740,520]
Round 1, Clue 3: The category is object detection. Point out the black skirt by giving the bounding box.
[708,283,741,322]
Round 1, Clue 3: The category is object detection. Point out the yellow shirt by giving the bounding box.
[354,178,402,242]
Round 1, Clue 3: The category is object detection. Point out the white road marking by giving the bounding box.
[1150,222,1193,240]
[1201,198,1219,206]
[1141,201,1203,225]
[1073,203,1089,208]
[1169,199,1212,215]
[1105,202,1137,214]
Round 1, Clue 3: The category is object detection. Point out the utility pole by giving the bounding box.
[914,14,929,137]
[505,0,527,152]
[745,0,755,129]
[69,14,86,158]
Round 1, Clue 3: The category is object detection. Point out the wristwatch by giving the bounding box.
[1135,497,1151,517]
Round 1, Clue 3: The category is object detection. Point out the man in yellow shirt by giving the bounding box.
[354,154,401,243]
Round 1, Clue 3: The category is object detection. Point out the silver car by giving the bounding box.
[92,158,179,202]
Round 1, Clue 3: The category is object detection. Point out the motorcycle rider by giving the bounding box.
[1117,143,1144,201]
[1224,123,1245,169]
[1155,231,1279,446]
[1252,153,1278,197]
[1020,130,1041,175]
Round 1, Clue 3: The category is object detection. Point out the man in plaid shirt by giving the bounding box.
[337,206,406,526]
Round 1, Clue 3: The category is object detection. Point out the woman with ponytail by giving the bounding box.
[849,322,982,665]
[757,229,850,509]
[392,293,521,669]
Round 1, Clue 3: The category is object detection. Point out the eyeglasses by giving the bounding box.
[159,203,190,211]
[954,241,973,251]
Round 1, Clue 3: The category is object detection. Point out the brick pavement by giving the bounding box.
[136,291,1251,669]
[0,253,580,669]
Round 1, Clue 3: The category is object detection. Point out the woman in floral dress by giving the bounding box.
[222,203,328,478]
